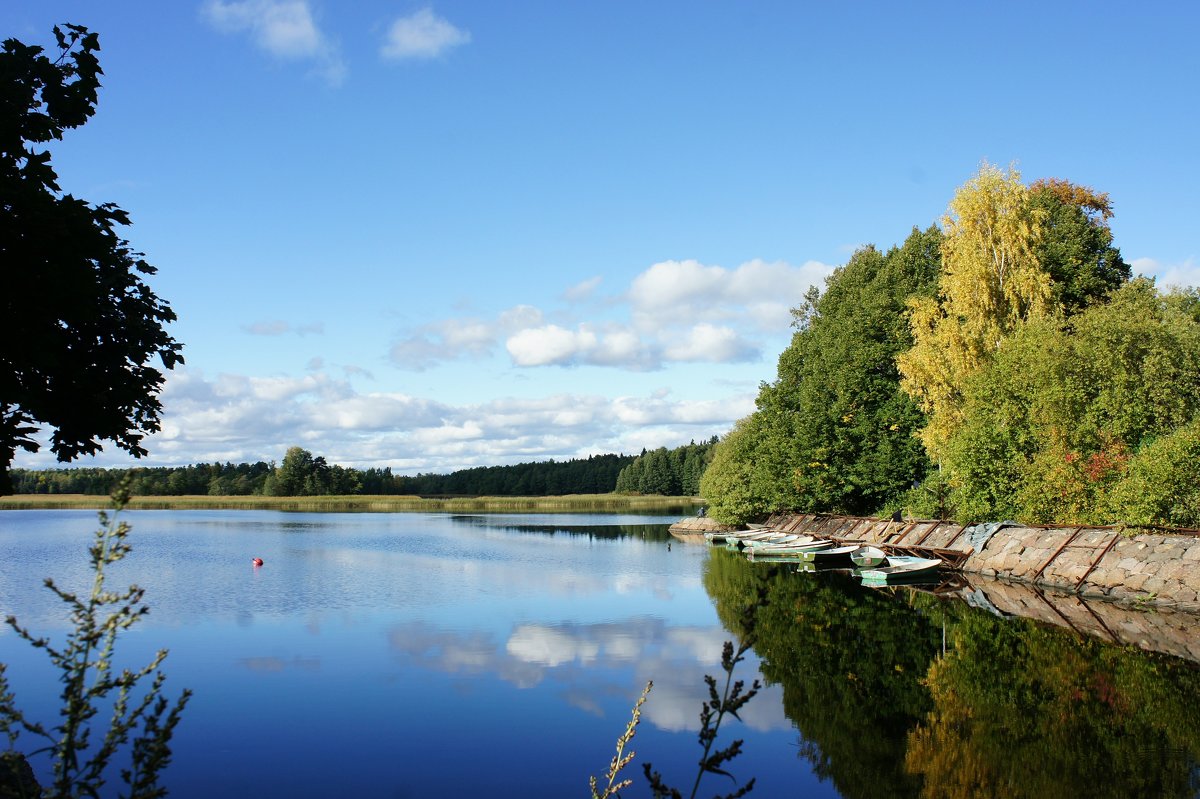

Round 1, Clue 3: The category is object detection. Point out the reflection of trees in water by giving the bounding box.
[909,612,1200,799]
[448,515,675,541]
[704,550,940,798]
[702,550,1200,799]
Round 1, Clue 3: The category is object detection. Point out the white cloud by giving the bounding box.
[587,329,647,366]
[202,0,346,85]
[242,320,324,336]
[1133,256,1200,290]
[563,276,603,302]
[7,367,743,472]
[390,307,547,370]
[629,257,833,332]
[611,393,755,426]
[387,257,827,373]
[388,256,830,374]
[506,324,597,366]
[505,323,668,370]
[380,8,471,60]
[390,316,498,370]
[662,323,758,363]
[630,259,727,311]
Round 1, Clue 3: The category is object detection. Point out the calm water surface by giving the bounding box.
[0,510,805,798]
[2,509,1199,798]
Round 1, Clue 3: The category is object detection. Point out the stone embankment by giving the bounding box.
[682,512,1200,611]
[667,515,734,542]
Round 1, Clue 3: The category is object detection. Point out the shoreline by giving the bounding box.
[698,511,1200,612]
[0,493,703,514]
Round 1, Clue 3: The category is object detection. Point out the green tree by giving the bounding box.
[779,229,941,513]
[1101,418,1200,527]
[699,415,802,524]
[938,280,1200,523]
[680,445,706,496]
[897,163,1049,460]
[703,226,941,524]
[0,26,183,494]
[1029,178,1129,314]
[637,448,678,496]
[899,168,1134,468]
[266,446,316,496]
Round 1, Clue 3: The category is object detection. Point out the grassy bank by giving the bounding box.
[0,494,703,514]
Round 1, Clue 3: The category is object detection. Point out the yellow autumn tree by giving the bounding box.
[898,163,1051,460]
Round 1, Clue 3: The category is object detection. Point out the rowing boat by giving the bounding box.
[718,530,784,548]
[744,538,834,558]
[736,533,823,550]
[858,556,941,584]
[849,545,887,568]
[798,544,863,563]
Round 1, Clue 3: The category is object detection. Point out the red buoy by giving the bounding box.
[252,557,264,567]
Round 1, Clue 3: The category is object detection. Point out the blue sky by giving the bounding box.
[8,1,1200,474]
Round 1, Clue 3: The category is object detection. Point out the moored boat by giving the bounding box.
[858,556,941,584]
[735,533,821,550]
[849,545,887,568]
[798,544,862,563]
[744,538,834,558]
[723,530,811,550]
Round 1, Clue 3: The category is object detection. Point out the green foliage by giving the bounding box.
[1099,418,1200,527]
[938,280,1200,523]
[1029,178,1129,314]
[261,446,360,496]
[615,440,716,497]
[0,25,182,494]
[0,483,191,797]
[890,467,955,520]
[675,173,1181,528]
[10,452,637,498]
[898,168,1136,464]
[394,453,635,496]
[702,226,941,524]
[699,416,802,525]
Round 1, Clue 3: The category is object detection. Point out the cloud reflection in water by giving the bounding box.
[387,617,789,733]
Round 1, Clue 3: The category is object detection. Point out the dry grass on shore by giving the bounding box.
[0,494,702,514]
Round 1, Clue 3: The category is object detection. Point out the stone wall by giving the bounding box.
[969,524,1200,608]
[758,512,1200,611]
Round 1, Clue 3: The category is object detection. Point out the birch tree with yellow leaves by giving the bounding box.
[897,163,1051,460]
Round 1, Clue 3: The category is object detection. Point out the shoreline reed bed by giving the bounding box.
[0,494,702,514]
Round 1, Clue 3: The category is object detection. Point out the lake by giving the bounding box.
[2,509,1199,798]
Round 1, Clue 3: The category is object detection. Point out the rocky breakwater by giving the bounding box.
[668,514,734,543]
[967,523,1200,609]
[749,512,1200,611]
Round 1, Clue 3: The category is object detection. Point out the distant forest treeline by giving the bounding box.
[10,440,715,498]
